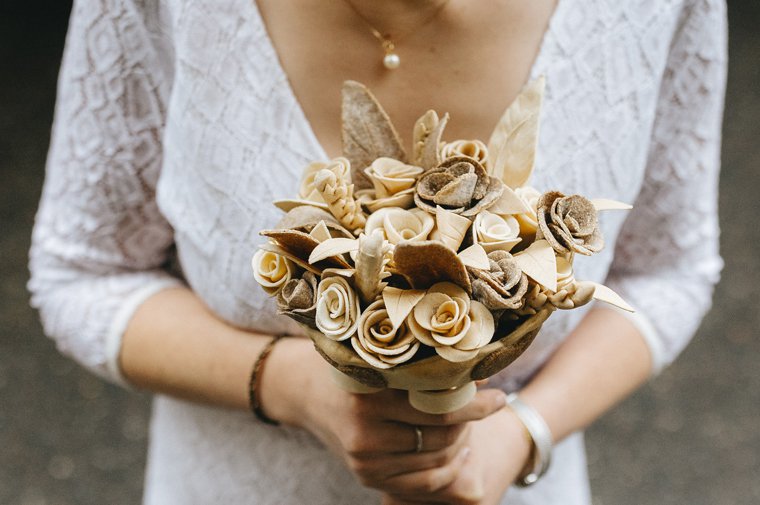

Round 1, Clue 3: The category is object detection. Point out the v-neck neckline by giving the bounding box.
[247,0,563,163]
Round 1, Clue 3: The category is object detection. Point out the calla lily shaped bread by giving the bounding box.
[252,78,635,413]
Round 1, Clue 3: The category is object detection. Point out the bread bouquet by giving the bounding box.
[252,78,633,413]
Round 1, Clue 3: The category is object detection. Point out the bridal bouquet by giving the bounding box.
[252,78,632,413]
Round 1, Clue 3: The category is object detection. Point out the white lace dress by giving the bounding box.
[29,0,726,503]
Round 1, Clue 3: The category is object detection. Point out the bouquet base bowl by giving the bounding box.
[308,308,552,414]
[330,367,383,394]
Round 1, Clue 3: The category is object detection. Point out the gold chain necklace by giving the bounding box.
[343,0,452,70]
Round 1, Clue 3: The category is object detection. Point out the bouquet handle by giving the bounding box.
[408,382,477,414]
[330,365,477,414]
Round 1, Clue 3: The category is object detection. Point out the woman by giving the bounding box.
[29,0,726,503]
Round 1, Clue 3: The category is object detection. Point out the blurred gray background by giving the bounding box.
[1,2,758,504]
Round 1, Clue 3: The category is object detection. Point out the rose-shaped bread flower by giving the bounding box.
[471,210,522,253]
[315,271,361,341]
[252,249,295,295]
[298,158,351,205]
[468,250,529,311]
[351,299,421,369]
[276,271,319,328]
[440,140,489,167]
[513,186,541,237]
[406,282,495,362]
[414,156,504,217]
[364,207,435,246]
[536,191,604,255]
[357,157,424,212]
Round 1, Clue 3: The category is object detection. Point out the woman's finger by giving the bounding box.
[353,432,468,480]
[345,421,467,455]
[375,446,471,495]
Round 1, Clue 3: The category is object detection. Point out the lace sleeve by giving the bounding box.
[28,0,180,385]
[602,0,727,374]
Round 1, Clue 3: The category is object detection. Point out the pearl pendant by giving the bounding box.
[383,52,400,70]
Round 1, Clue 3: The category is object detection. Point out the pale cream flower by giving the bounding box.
[252,249,295,295]
[351,299,420,369]
[315,271,361,341]
[514,186,541,236]
[471,210,522,253]
[365,157,424,199]
[406,282,495,362]
[298,158,351,204]
[364,207,435,245]
[441,140,489,166]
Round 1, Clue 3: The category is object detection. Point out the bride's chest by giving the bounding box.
[157,0,682,241]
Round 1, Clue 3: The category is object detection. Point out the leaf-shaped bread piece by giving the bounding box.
[308,237,359,264]
[273,199,329,212]
[341,81,407,189]
[512,239,557,292]
[412,110,438,166]
[261,229,351,270]
[591,199,633,211]
[382,287,426,329]
[259,242,320,275]
[458,244,490,270]
[430,206,472,251]
[308,220,332,243]
[587,282,635,312]
[487,184,533,215]
[392,241,472,293]
[487,76,545,189]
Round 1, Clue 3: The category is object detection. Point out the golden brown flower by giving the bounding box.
[536,191,603,255]
[414,156,504,217]
[468,250,528,311]
[276,271,318,328]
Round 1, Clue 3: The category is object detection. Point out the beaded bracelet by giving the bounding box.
[248,335,286,425]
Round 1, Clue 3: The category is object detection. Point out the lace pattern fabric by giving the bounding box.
[28,0,726,503]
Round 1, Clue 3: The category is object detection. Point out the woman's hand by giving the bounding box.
[264,338,508,498]
[382,407,532,505]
